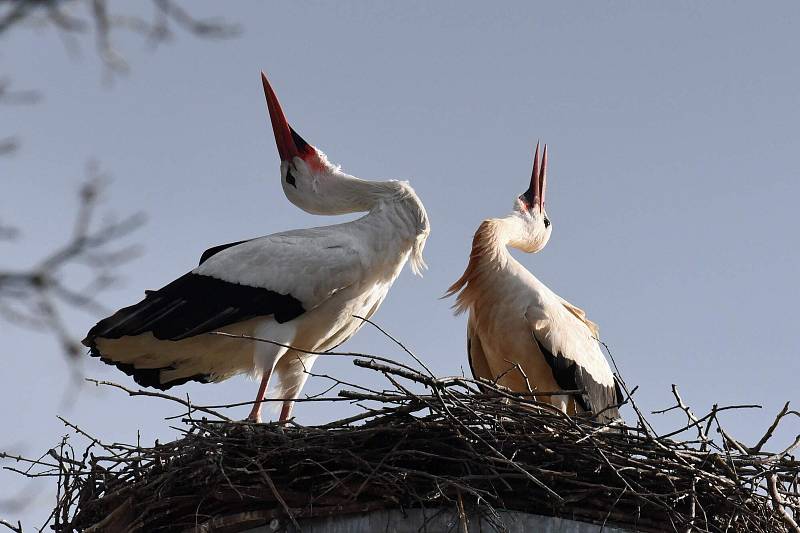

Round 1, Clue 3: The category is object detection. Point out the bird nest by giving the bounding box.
[5,343,799,533]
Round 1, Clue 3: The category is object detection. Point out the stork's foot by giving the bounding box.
[244,409,262,424]
[245,369,272,424]
[279,401,294,422]
[245,406,263,423]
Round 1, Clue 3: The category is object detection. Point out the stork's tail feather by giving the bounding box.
[81,272,295,390]
[81,290,210,390]
[82,292,248,391]
[87,345,211,391]
[584,380,625,426]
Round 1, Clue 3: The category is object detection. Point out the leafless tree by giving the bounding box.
[0,164,145,361]
[0,0,240,74]
[1,3,241,528]
[1,1,239,153]
[1,1,240,357]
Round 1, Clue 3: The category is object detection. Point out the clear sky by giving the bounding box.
[2,1,799,526]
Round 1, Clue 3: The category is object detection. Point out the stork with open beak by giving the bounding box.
[83,72,430,423]
[446,143,622,423]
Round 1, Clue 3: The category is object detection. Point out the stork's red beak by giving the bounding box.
[523,141,547,212]
[261,71,315,163]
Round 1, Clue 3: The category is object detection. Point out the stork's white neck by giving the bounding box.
[326,173,411,214]
[491,215,532,251]
[469,216,531,265]
[445,216,530,314]
[357,179,430,276]
[283,161,413,215]
[282,158,429,275]
[326,173,430,276]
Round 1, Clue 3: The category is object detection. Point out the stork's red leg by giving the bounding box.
[246,369,272,422]
[279,401,293,422]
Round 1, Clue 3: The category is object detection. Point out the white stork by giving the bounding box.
[83,72,430,422]
[445,143,622,423]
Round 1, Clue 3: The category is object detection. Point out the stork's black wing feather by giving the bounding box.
[533,333,622,422]
[83,229,365,391]
[198,240,251,265]
[82,272,305,345]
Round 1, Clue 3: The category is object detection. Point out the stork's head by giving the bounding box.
[261,72,349,215]
[510,142,551,253]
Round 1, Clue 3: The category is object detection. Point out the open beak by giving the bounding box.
[261,71,314,162]
[523,141,547,212]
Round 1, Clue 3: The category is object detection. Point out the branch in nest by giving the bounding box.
[0,518,23,533]
[3,329,798,533]
[768,473,800,533]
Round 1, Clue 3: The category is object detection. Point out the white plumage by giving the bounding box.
[84,73,429,422]
[447,143,621,423]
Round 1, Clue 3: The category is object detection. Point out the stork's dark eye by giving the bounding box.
[543,217,551,228]
[285,169,297,188]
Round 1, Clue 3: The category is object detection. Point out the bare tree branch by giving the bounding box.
[0,78,40,105]
[0,162,145,361]
[0,2,241,528]
[0,518,23,533]
[0,0,239,75]
[0,77,40,156]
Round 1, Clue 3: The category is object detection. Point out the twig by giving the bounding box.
[754,402,799,453]
[253,462,301,531]
[0,1,239,73]
[353,314,436,378]
[85,378,230,421]
[0,519,23,533]
[768,473,800,532]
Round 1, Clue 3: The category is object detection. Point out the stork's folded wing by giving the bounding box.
[193,228,367,310]
[86,229,365,344]
[527,307,622,422]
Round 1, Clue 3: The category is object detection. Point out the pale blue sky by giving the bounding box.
[2,1,799,525]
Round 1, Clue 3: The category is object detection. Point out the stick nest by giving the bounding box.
[7,347,800,533]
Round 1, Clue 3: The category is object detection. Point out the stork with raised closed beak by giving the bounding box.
[446,143,622,423]
[83,72,430,422]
